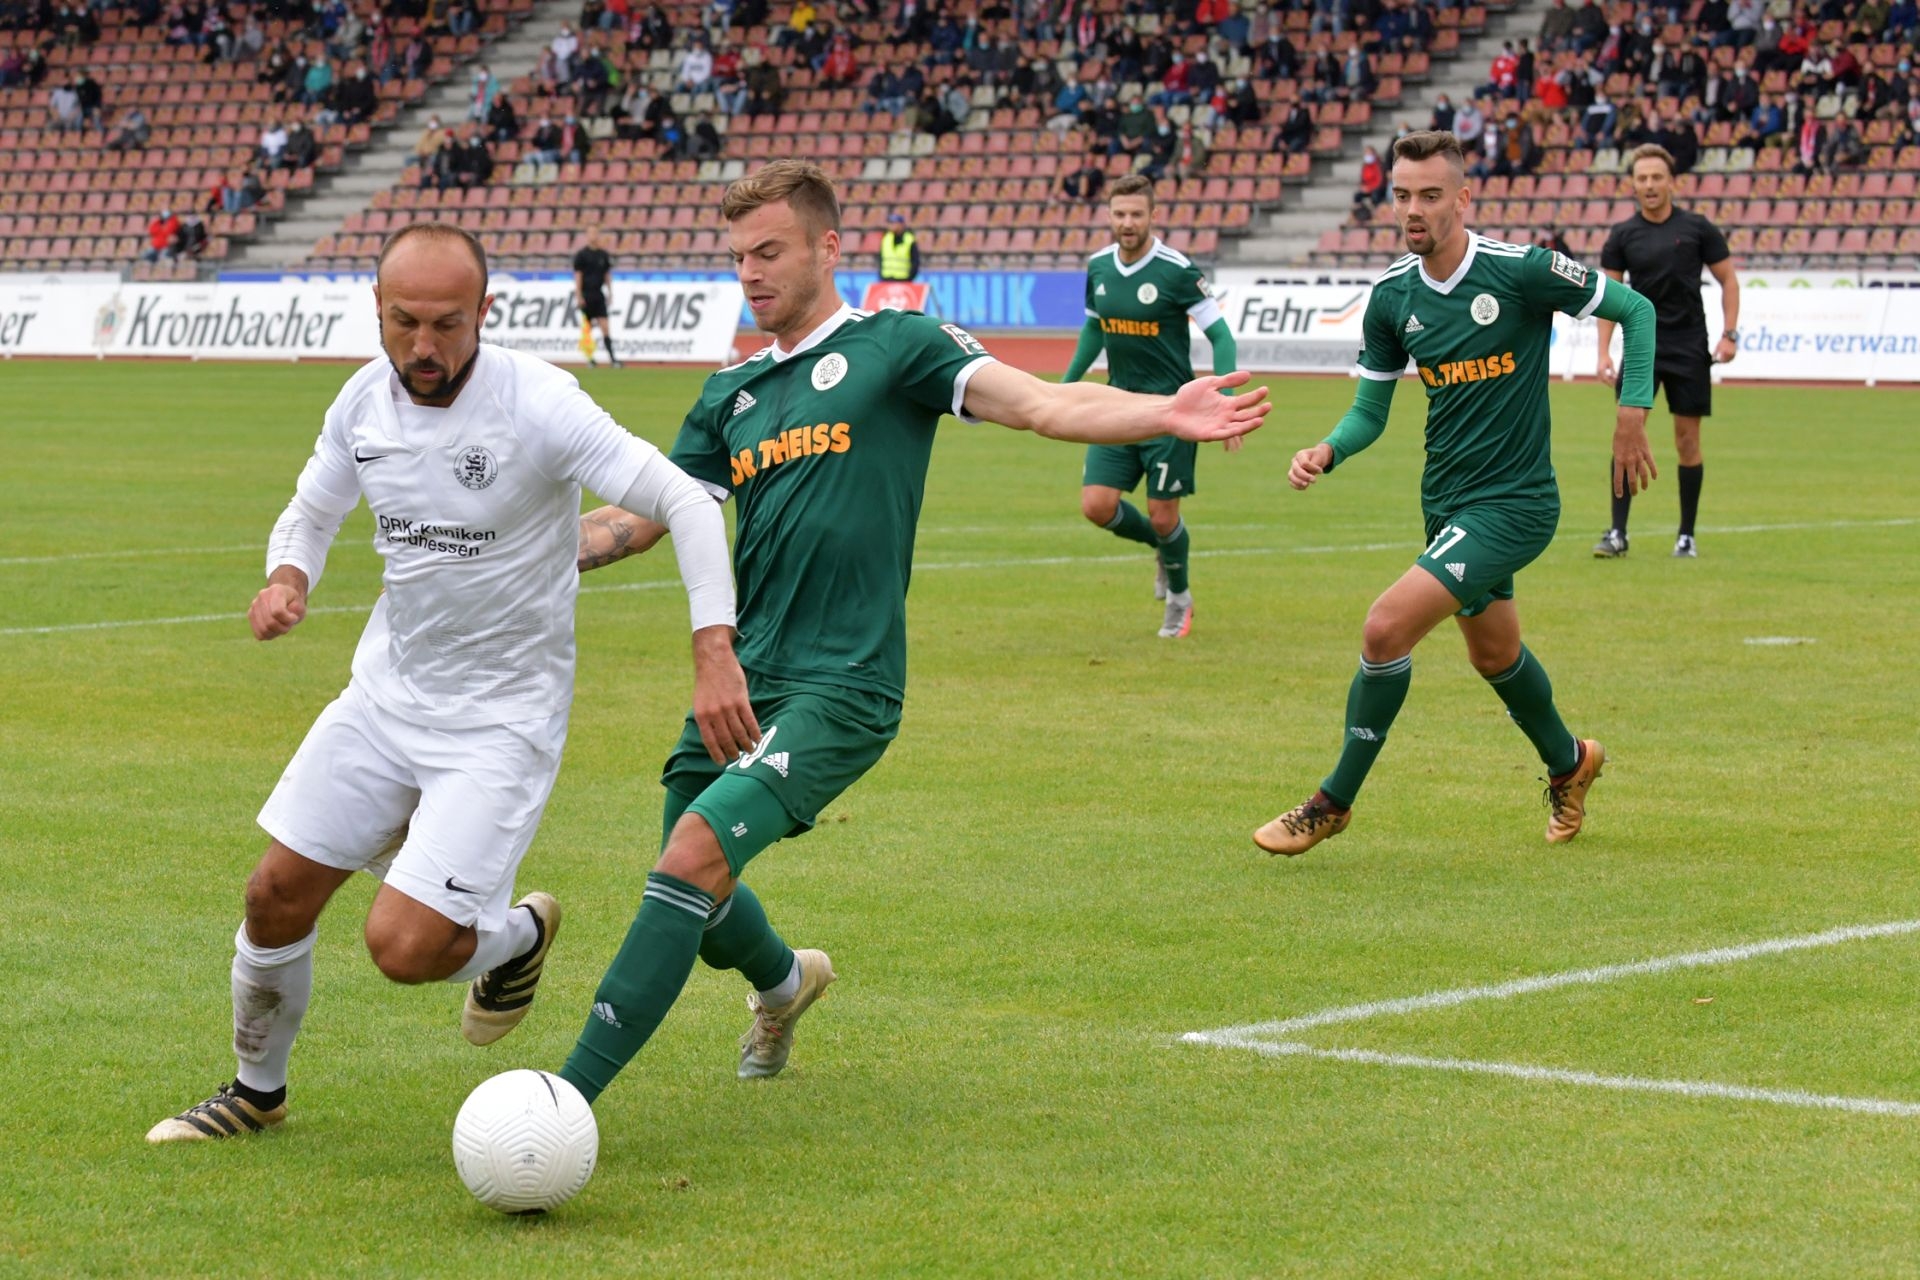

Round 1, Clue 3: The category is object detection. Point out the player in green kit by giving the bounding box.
[556,160,1268,1106]
[1066,173,1240,638]
[1254,131,1660,858]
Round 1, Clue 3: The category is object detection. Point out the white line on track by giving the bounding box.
[1182,919,1920,1118]
[4,516,1913,637]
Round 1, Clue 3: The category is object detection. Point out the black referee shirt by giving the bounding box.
[572,246,613,294]
[1600,208,1729,358]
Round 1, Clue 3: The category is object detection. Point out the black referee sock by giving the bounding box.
[1609,459,1632,535]
[1677,463,1703,537]
[231,1079,285,1112]
[604,337,619,364]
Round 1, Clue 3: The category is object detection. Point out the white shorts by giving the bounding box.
[258,681,569,930]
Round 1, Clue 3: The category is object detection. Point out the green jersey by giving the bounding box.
[1354,235,1608,516]
[1084,237,1222,395]
[669,306,993,701]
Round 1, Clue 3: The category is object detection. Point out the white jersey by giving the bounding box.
[271,345,707,730]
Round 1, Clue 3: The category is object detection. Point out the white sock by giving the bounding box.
[445,903,538,985]
[757,955,802,1007]
[231,922,316,1094]
[1170,589,1193,607]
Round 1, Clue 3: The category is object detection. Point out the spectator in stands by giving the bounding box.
[396,31,429,81]
[1176,122,1212,178]
[710,40,745,109]
[236,168,266,212]
[1493,113,1540,176]
[1712,63,1760,122]
[1253,25,1298,81]
[141,208,180,262]
[1515,39,1537,100]
[283,117,317,170]
[1539,0,1576,51]
[866,64,905,114]
[558,112,589,163]
[176,212,209,258]
[1579,87,1617,145]
[552,21,581,66]
[1722,0,1763,46]
[409,114,442,162]
[1890,0,1918,37]
[0,50,23,90]
[422,133,459,188]
[1060,141,1107,201]
[1338,41,1374,100]
[1827,41,1864,92]
[456,126,494,185]
[1303,46,1340,103]
[1051,75,1089,129]
[327,6,363,61]
[1430,92,1456,132]
[105,104,151,150]
[260,42,293,94]
[1821,117,1866,167]
[1189,48,1222,102]
[1354,143,1386,208]
[1736,91,1785,148]
[925,9,961,63]
[449,0,478,36]
[49,79,82,131]
[628,3,671,50]
[688,113,724,158]
[821,31,858,86]
[677,34,714,89]
[1150,50,1193,106]
[334,63,378,124]
[744,55,785,115]
[1659,114,1700,173]
[1566,0,1606,54]
[465,63,496,121]
[1452,95,1485,143]
[73,67,104,131]
[911,82,953,135]
[1272,97,1313,154]
[780,0,814,48]
[942,75,974,129]
[486,94,519,143]
[612,80,653,137]
[1141,110,1178,177]
[528,114,562,163]
[1224,74,1261,126]
[574,41,613,115]
[302,55,334,105]
[1483,40,1519,99]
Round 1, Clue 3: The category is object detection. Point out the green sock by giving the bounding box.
[1485,646,1578,777]
[1156,518,1190,595]
[661,787,696,848]
[1102,500,1157,548]
[559,871,713,1105]
[1321,654,1413,808]
[699,882,795,992]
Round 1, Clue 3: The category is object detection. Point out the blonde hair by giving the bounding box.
[1628,143,1677,176]
[721,160,841,239]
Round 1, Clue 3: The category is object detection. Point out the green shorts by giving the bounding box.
[1082,436,1198,500]
[1416,500,1559,618]
[660,672,900,875]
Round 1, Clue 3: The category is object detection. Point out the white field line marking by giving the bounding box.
[0,544,260,567]
[1202,1041,1920,1118]
[1745,636,1818,646]
[6,515,1914,637]
[4,515,1910,571]
[1184,918,1920,1045]
[1182,920,1920,1117]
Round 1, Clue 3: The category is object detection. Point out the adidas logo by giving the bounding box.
[1405,313,1425,333]
[1349,726,1380,742]
[763,751,789,778]
[732,389,757,417]
[590,1001,622,1028]
[1095,283,1107,296]
[1446,562,1467,582]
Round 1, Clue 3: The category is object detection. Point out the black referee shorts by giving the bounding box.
[579,289,609,322]
[1617,350,1712,418]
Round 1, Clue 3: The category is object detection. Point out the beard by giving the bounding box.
[390,344,480,405]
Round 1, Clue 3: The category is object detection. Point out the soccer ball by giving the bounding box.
[451,1069,599,1214]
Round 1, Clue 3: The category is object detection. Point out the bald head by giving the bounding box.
[374,223,493,406]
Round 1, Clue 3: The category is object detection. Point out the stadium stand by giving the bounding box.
[0,0,534,276]
[295,0,1476,272]
[1311,0,1920,268]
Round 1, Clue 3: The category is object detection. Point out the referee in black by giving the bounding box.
[1592,143,1740,559]
[572,225,621,368]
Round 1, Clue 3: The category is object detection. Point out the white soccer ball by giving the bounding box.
[452,1069,599,1214]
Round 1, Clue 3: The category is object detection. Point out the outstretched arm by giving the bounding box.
[959,360,1269,445]
[1289,373,1397,490]
[1061,316,1105,384]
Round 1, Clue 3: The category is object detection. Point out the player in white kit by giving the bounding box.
[147,224,751,1142]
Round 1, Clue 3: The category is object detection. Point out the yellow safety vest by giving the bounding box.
[879,230,916,280]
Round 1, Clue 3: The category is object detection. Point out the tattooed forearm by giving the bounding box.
[577,510,642,573]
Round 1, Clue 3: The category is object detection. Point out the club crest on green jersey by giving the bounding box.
[1470,294,1500,325]
[1137,283,1159,304]
[811,353,848,390]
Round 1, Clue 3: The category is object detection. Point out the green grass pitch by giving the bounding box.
[3,359,1918,1277]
